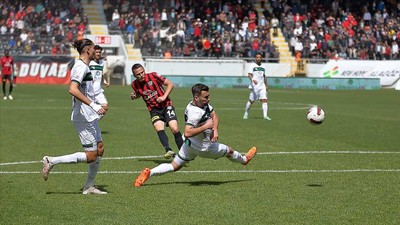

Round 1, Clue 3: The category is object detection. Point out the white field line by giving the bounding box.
[0,151,399,166]
[1,106,308,111]
[0,169,399,175]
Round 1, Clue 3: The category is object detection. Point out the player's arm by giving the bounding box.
[130,90,141,100]
[248,72,257,85]
[69,81,105,114]
[103,58,110,87]
[247,72,253,81]
[158,78,174,102]
[184,118,214,138]
[131,86,142,100]
[210,110,219,142]
[264,74,269,92]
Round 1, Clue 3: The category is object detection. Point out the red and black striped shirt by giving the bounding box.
[131,72,173,111]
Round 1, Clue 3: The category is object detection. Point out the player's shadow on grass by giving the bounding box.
[46,185,109,195]
[307,184,323,187]
[145,179,253,187]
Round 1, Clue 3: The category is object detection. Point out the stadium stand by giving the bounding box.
[0,0,399,62]
[0,0,88,55]
[107,0,400,61]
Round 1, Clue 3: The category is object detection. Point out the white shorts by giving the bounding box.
[95,92,108,105]
[173,142,230,166]
[72,120,102,151]
[249,88,268,101]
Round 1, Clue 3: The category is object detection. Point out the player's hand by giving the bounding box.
[130,92,137,100]
[90,102,105,115]
[103,79,110,87]
[211,129,219,142]
[253,79,258,85]
[156,95,166,103]
[204,118,214,129]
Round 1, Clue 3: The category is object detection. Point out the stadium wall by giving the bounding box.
[125,59,396,90]
[10,55,397,90]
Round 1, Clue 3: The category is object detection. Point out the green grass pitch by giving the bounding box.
[1,84,399,225]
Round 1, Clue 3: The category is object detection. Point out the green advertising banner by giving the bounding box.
[155,76,380,90]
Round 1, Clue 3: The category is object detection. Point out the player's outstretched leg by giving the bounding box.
[42,156,54,181]
[243,146,257,165]
[134,168,151,187]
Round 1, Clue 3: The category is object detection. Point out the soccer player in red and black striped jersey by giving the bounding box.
[1,50,14,100]
[130,63,183,159]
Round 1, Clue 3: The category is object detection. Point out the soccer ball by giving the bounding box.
[306,106,325,125]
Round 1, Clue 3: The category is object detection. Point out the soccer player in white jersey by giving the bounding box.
[134,83,257,187]
[243,52,271,120]
[90,45,110,114]
[41,38,108,195]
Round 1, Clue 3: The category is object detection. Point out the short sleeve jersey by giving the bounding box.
[131,72,173,111]
[89,59,105,95]
[0,56,14,75]
[248,62,266,91]
[70,59,99,122]
[184,101,214,149]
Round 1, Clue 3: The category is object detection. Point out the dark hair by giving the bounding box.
[94,45,103,51]
[131,63,144,72]
[72,38,94,54]
[191,83,209,97]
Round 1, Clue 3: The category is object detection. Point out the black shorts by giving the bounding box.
[2,75,12,82]
[150,106,178,126]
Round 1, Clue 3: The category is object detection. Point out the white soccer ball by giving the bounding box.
[306,106,325,125]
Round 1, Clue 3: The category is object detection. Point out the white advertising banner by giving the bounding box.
[320,60,400,86]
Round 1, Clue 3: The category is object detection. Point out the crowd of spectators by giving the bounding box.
[1,0,399,61]
[0,0,88,55]
[274,0,400,60]
[104,0,280,60]
[106,0,400,61]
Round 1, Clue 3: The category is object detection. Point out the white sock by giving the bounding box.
[262,102,268,117]
[84,156,101,189]
[227,150,246,164]
[51,152,87,165]
[150,163,174,176]
[245,101,252,113]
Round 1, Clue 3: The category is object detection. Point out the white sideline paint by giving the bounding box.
[0,151,399,166]
[0,169,399,175]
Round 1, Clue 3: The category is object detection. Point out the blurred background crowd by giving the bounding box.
[1,0,399,60]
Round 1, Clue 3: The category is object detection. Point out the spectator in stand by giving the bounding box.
[8,37,16,49]
[153,8,161,28]
[0,23,7,35]
[392,41,399,59]
[259,14,267,29]
[112,9,120,21]
[161,8,168,27]
[271,15,279,37]
[30,39,39,55]
[293,22,302,38]
[66,28,74,43]
[294,37,304,69]
[127,22,135,45]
